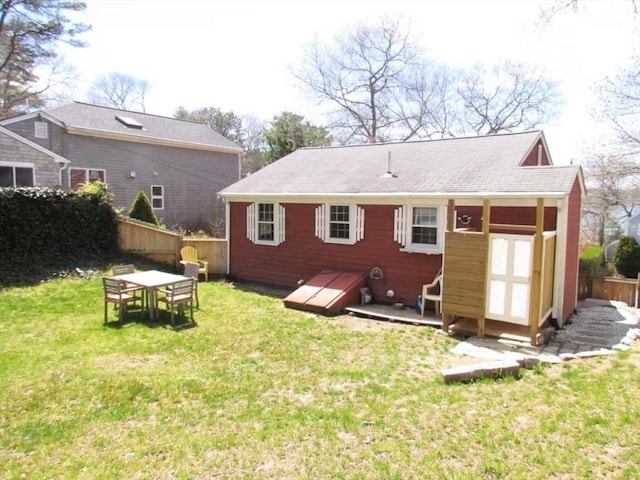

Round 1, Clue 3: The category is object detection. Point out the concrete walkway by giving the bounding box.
[449,298,640,365]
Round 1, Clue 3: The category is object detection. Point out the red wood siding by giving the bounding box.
[521,139,551,166]
[453,206,557,232]
[229,203,442,306]
[562,178,582,323]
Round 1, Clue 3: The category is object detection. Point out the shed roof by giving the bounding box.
[220,131,581,198]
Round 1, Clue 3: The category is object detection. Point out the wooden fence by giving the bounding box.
[118,219,227,275]
[579,272,640,307]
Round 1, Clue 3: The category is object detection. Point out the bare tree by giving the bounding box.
[538,0,638,24]
[594,58,640,157]
[87,72,149,112]
[583,153,640,245]
[398,62,463,139]
[294,17,420,144]
[240,114,267,175]
[295,17,560,144]
[456,62,561,135]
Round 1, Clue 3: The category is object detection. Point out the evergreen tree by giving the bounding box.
[613,235,640,278]
[128,191,158,225]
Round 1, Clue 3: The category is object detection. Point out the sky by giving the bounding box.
[59,0,639,166]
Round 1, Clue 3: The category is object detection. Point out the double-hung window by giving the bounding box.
[257,203,275,241]
[151,185,164,210]
[247,202,285,245]
[394,205,445,253]
[412,207,438,245]
[315,203,365,245]
[0,162,34,187]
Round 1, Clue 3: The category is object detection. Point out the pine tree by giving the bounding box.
[128,191,158,225]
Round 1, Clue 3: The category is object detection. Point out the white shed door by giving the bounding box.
[486,234,533,325]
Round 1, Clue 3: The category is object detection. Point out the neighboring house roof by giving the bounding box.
[220,130,582,198]
[1,102,243,153]
[0,126,69,164]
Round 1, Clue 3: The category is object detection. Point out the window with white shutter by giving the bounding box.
[315,204,364,245]
[246,202,285,245]
[394,204,445,254]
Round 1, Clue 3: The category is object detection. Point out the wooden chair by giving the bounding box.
[421,273,443,317]
[157,278,195,327]
[103,277,142,324]
[111,264,145,306]
[180,246,209,282]
[183,261,200,308]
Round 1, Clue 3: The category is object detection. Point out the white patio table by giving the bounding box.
[114,270,190,320]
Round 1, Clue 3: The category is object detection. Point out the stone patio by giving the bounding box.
[449,298,640,365]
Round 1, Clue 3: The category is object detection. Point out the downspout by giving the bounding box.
[58,161,68,186]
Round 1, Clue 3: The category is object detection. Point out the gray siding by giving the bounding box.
[60,134,239,231]
[0,130,61,186]
[4,118,64,153]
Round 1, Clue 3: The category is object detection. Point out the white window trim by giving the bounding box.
[246,202,286,246]
[315,203,365,245]
[68,168,106,188]
[0,162,35,187]
[394,204,446,254]
[151,185,164,210]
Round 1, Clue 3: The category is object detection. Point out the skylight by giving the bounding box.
[115,115,143,129]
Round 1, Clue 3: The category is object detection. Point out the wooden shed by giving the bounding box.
[219,131,584,345]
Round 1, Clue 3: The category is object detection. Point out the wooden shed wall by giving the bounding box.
[441,231,488,318]
[453,205,557,233]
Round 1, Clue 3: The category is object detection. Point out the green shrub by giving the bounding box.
[78,180,112,203]
[613,235,640,278]
[128,190,158,225]
[579,245,604,274]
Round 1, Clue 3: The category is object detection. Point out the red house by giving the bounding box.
[219,131,584,345]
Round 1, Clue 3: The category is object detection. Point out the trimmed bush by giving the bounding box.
[613,235,640,278]
[128,190,158,225]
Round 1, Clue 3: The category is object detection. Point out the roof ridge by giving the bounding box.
[49,101,206,126]
[298,130,542,151]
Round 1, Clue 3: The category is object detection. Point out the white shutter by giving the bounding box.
[394,206,406,245]
[355,206,365,242]
[246,203,256,243]
[278,204,286,244]
[315,204,326,240]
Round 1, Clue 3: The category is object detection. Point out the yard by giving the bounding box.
[1,265,639,479]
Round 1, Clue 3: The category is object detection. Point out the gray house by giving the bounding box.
[0,102,242,233]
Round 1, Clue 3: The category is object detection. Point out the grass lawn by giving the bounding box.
[1,268,639,479]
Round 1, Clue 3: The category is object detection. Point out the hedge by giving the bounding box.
[0,187,120,267]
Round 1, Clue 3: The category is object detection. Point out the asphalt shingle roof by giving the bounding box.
[43,102,241,150]
[221,131,580,196]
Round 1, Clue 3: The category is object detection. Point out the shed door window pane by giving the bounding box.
[329,205,350,239]
[257,203,274,241]
[412,207,437,245]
